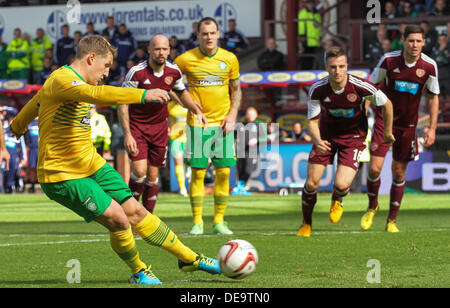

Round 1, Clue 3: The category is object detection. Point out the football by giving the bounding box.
[217,239,258,279]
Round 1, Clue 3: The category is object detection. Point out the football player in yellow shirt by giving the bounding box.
[175,17,242,235]
[9,35,221,285]
[168,100,189,196]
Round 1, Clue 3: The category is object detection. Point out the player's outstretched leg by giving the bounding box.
[178,254,221,275]
[128,204,221,275]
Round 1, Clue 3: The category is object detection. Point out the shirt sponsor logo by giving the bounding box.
[328,108,355,118]
[198,75,224,86]
[394,80,419,95]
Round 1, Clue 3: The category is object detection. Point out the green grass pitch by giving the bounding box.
[0,192,449,288]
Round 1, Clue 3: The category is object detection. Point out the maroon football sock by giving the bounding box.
[142,181,159,213]
[129,175,145,202]
[388,180,405,221]
[302,187,317,225]
[367,176,381,210]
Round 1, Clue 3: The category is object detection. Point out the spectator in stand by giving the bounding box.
[30,28,53,84]
[187,22,199,50]
[223,19,249,55]
[169,35,186,57]
[411,0,427,13]
[257,37,285,71]
[102,16,119,42]
[381,38,392,54]
[284,121,312,142]
[313,39,336,70]
[298,0,321,69]
[279,129,291,142]
[126,58,135,72]
[168,47,178,63]
[266,122,279,143]
[391,23,407,51]
[448,22,450,45]
[73,31,82,46]
[84,22,100,37]
[2,107,27,194]
[112,23,138,70]
[6,28,30,80]
[0,36,8,79]
[428,0,450,16]
[382,0,398,18]
[399,0,419,17]
[37,56,53,85]
[55,24,74,66]
[133,47,148,64]
[104,59,126,87]
[420,20,438,56]
[432,33,450,100]
[365,26,387,72]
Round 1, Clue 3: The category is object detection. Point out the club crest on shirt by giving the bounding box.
[416,69,425,78]
[164,76,173,85]
[347,93,357,103]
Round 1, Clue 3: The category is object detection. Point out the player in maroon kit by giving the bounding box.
[361,25,440,232]
[118,34,207,213]
[297,46,395,237]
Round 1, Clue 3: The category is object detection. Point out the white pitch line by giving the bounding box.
[0,228,449,248]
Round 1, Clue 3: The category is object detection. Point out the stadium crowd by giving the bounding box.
[1,0,449,194]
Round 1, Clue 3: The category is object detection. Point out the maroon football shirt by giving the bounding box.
[369,50,439,129]
[308,74,388,140]
[122,60,185,124]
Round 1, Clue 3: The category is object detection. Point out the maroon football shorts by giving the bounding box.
[308,134,367,171]
[370,120,418,162]
[129,120,168,167]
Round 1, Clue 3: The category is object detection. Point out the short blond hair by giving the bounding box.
[76,35,117,59]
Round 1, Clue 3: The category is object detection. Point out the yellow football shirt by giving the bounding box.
[11,65,146,183]
[174,47,240,127]
[168,101,188,143]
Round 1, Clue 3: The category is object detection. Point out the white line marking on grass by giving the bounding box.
[0,228,449,247]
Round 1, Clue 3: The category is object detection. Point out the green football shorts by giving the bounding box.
[41,163,133,223]
[170,139,186,157]
[184,125,236,169]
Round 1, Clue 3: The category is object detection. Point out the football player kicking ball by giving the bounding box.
[9,35,220,285]
[297,46,395,238]
[361,24,440,232]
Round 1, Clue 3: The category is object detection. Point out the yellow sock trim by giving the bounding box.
[133,213,197,263]
[110,227,146,274]
[190,196,204,225]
